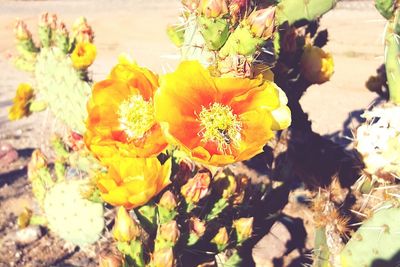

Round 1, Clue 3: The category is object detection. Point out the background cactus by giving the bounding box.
[44,180,104,246]
[340,204,400,266]
[27,136,105,246]
[35,47,92,133]
[384,8,400,103]
[10,14,95,134]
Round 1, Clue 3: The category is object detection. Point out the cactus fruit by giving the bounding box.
[43,180,104,246]
[340,205,400,266]
[276,0,337,25]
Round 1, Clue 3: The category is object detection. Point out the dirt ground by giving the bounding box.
[0,0,387,266]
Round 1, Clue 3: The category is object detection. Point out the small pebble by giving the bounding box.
[14,226,42,245]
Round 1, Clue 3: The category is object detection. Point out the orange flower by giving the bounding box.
[71,42,96,69]
[154,61,291,166]
[8,83,34,120]
[97,156,171,209]
[85,56,168,164]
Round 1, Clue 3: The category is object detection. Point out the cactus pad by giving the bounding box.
[35,47,92,133]
[43,180,104,246]
[340,206,400,266]
[276,0,336,25]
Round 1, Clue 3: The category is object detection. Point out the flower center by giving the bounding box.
[118,94,155,140]
[198,103,242,153]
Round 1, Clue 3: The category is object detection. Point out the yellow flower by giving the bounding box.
[8,83,34,120]
[85,56,168,164]
[71,42,96,69]
[96,156,171,209]
[300,45,334,84]
[155,61,291,166]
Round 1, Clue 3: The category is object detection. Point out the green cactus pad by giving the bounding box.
[385,10,400,104]
[219,24,265,58]
[198,16,230,51]
[181,14,216,66]
[166,24,185,47]
[276,0,336,25]
[35,47,92,133]
[43,180,104,246]
[375,0,396,19]
[340,206,400,266]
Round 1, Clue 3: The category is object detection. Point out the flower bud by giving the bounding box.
[39,12,49,27]
[233,175,249,205]
[152,247,175,267]
[157,220,180,246]
[68,131,85,151]
[72,17,94,43]
[211,227,229,251]
[233,217,253,243]
[189,217,206,238]
[56,22,68,37]
[228,0,248,24]
[246,7,275,39]
[181,0,200,12]
[300,45,334,84]
[181,172,210,203]
[198,0,229,18]
[14,20,31,41]
[17,207,32,229]
[28,149,47,180]
[159,191,177,211]
[98,253,123,267]
[48,13,58,30]
[112,206,140,242]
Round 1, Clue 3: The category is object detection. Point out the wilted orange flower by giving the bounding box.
[85,56,168,164]
[71,42,96,69]
[181,172,211,203]
[96,156,171,209]
[300,45,334,84]
[9,83,34,121]
[155,61,291,166]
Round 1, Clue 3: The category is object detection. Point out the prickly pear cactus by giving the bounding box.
[27,137,104,247]
[44,180,104,246]
[384,8,400,103]
[35,47,92,133]
[340,205,400,266]
[10,13,96,134]
[276,0,337,25]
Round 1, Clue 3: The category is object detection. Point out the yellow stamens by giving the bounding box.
[198,102,242,153]
[118,95,155,140]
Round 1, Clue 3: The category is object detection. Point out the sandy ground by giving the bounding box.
[0,0,388,266]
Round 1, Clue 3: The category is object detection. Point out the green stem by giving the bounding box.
[385,9,400,104]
